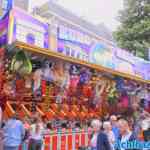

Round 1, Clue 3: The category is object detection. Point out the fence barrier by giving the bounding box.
[20,129,91,150]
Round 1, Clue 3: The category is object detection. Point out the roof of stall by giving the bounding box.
[35,1,115,45]
[13,41,150,84]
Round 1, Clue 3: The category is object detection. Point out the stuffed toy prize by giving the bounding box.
[33,69,43,92]
[42,60,54,82]
[69,65,80,75]
[115,77,124,92]
[11,51,32,76]
[79,68,91,85]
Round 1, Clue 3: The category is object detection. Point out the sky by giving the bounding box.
[30,0,124,31]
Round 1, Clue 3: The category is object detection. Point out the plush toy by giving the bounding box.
[41,80,46,97]
[56,89,64,104]
[42,60,54,82]
[15,74,25,94]
[61,63,70,89]
[115,77,124,92]
[69,65,80,75]
[33,69,43,92]
[11,51,32,76]
[107,82,118,104]
[25,75,32,89]
[82,83,92,98]
[69,75,80,96]
[119,91,129,109]
[92,78,107,106]
[78,68,91,85]
[53,61,66,85]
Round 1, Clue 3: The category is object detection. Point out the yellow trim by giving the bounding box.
[8,10,14,44]
[14,41,150,84]
[6,102,15,114]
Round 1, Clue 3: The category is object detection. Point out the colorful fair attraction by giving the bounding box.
[0,5,150,150]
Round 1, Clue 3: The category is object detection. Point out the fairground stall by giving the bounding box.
[0,7,150,150]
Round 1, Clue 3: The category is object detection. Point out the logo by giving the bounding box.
[0,0,12,20]
[115,140,150,149]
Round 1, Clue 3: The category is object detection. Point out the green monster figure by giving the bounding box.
[108,82,118,105]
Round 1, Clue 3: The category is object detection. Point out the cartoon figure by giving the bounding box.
[42,60,54,82]
[33,69,43,93]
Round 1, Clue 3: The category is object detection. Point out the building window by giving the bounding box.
[65,46,71,56]
[77,53,80,59]
[71,49,75,57]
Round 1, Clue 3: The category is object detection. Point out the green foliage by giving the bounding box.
[114,0,150,59]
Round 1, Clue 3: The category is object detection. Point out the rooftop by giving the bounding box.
[36,1,116,45]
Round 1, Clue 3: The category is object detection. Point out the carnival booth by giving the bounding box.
[0,7,150,150]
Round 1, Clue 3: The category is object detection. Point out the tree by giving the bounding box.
[114,0,150,59]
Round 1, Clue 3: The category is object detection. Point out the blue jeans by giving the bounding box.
[4,146,19,150]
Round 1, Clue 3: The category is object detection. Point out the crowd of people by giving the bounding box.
[85,111,150,150]
[0,109,149,150]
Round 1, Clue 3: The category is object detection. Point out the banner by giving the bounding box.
[57,25,150,81]
[57,25,116,69]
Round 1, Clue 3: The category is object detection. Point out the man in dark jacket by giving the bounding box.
[97,130,111,150]
[117,119,138,150]
[91,119,111,150]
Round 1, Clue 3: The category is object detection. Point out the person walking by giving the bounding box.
[3,113,25,150]
[90,119,111,150]
[110,115,120,142]
[103,121,115,150]
[28,117,44,150]
[117,119,137,150]
[22,117,30,150]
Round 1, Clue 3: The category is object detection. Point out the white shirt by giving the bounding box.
[106,131,115,144]
[30,123,44,140]
[105,130,115,150]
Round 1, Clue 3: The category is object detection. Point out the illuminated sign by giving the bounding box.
[90,43,116,69]
[58,40,89,61]
[58,25,92,46]
[9,8,49,49]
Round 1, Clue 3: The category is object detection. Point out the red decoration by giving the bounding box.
[41,80,46,96]
[82,84,92,98]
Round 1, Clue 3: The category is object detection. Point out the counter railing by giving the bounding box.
[20,129,92,150]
